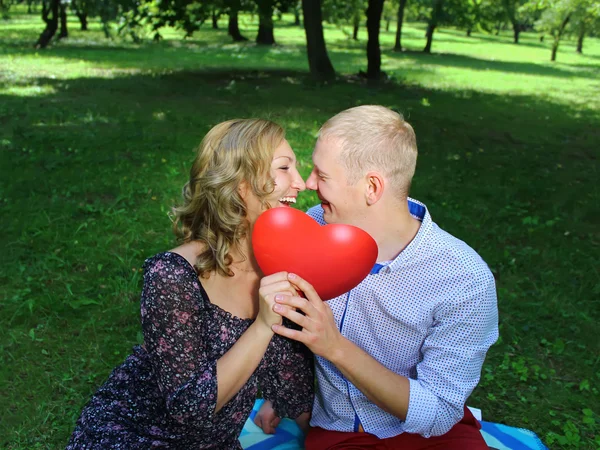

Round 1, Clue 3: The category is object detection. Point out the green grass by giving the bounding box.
[1,7,599,449]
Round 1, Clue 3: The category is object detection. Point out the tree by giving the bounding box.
[526,0,597,60]
[212,8,221,29]
[382,0,395,31]
[254,0,296,44]
[256,0,276,44]
[35,0,60,48]
[452,0,487,36]
[502,0,528,43]
[1,0,11,19]
[227,0,249,41]
[302,0,336,80]
[365,0,385,79]
[423,0,443,53]
[292,0,301,25]
[322,0,366,40]
[58,0,68,38]
[537,1,571,61]
[71,0,91,30]
[393,0,409,51]
[570,0,600,53]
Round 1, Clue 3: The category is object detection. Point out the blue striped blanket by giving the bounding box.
[240,399,548,450]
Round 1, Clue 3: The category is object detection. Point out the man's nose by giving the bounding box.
[306,171,318,191]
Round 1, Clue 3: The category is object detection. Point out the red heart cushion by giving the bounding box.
[252,207,378,300]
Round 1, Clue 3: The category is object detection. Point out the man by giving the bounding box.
[256,105,498,449]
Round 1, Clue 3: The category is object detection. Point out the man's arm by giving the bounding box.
[271,273,410,419]
[272,271,498,436]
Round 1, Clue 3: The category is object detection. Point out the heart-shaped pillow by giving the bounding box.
[252,207,378,300]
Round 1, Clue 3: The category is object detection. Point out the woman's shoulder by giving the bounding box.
[141,248,209,307]
[143,246,200,282]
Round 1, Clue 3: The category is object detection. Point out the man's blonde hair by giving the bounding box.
[319,105,417,199]
[172,119,284,277]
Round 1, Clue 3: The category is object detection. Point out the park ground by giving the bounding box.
[1,8,599,449]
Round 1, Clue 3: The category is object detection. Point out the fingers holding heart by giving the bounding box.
[270,274,343,359]
[272,294,312,328]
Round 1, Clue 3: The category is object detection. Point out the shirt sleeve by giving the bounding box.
[402,267,499,437]
[140,254,217,427]
[260,318,315,419]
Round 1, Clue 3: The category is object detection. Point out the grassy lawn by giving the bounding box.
[1,7,599,449]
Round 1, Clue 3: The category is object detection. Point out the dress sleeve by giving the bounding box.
[260,318,314,419]
[140,253,217,427]
[402,268,499,437]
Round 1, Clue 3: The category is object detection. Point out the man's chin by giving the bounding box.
[321,205,335,223]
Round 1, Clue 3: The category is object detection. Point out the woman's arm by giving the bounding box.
[142,255,297,424]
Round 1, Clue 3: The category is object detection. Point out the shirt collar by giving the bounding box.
[378,197,432,274]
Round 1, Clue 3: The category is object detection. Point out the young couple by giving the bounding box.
[67,106,498,449]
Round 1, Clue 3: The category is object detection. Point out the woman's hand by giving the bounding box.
[257,272,297,331]
[253,400,281,434]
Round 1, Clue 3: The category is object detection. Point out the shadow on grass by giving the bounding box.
[1,68,598,219]
[384,49,599,79]
[3,36,598,83]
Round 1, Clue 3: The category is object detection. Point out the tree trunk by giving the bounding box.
[539,34,544,42]
[58,2,68,39]
[228,10,248,41]
[551,41,558,61]
[393,0,407,52]
[424,23,435,53]
[256,1,275,45]
[366,0,385,79]
[576,26,584,53]
[294,7,300,26]
[423,0,443,53]
[212,9,219,29]
[352,15,359,40]
[385,19,390,32]
[502,0,520,43]
[550,13,571,62]
[466,28,471,37]
[0,0,8,19]
[302,0,335,81]
[35,0,59,48]
[77,12,88,30]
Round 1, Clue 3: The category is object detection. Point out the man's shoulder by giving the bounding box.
[427,223,492,280]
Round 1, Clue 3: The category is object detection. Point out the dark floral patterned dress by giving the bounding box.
[66,252,314,449]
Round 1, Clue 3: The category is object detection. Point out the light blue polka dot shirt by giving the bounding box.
[307,198,499,439]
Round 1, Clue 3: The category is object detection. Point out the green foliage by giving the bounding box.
[322,0,366,36]
[1,8,600,450]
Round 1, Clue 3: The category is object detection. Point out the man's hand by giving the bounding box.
[273,274,411,422]
[253,400,281,434]
[271,273,345,362]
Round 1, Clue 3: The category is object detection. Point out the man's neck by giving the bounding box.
[364,200,422,263]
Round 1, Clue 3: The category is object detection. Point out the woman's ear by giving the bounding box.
[365,171,385,205]
[238,180,249,200]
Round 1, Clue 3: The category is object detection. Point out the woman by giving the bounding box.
[66,119,313,449]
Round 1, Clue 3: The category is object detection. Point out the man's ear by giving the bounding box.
[365,172,385,205]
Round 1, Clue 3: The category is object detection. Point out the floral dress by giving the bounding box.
[66,252,314,449]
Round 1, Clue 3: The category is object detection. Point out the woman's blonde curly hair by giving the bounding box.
[172,119,285,278]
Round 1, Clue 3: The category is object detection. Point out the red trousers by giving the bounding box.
[305,407,488,450]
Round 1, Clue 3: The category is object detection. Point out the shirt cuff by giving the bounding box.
[403,378,439,437]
